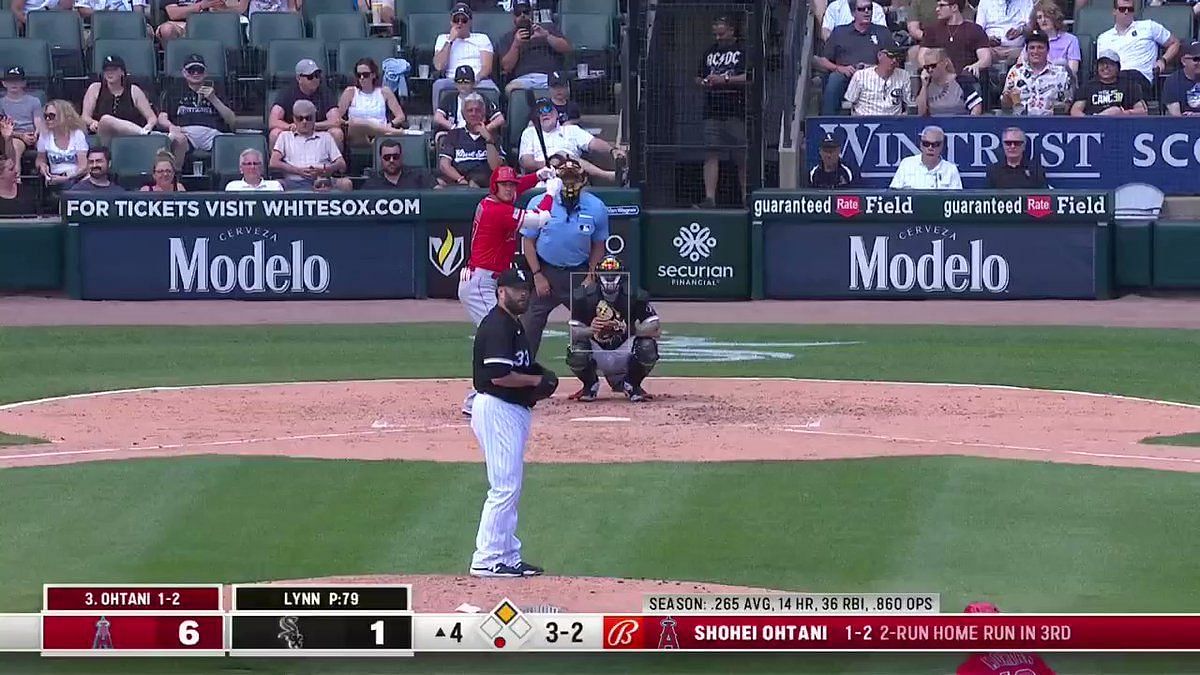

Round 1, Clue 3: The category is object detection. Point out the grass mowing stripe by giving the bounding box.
[0,432,46,447]
[1142,432,1200,448]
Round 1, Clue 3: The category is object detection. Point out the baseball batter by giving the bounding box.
[956,602,1056,674]
[458,165,560,415]
[566,256,661,402]
[469,267,559,578]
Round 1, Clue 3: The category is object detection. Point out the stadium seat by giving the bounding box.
[267,39,328,86]
[263,87,281,126]
[90,10,148,40]
[302,0,359,31]
[405,12,446,63]
[471,11,513,47]
[91,39,157,82]
[559,0,617,15]
[504,86,547,157]
[0,10,16,38]
[312,13,367,43]
[186,13,244,74]
[373,132,429,171]
[1142,4,1195,41]
[1073,5,1118,44]
[164,39,227,78]
[110,134,171,189]
[0,38,52,87]
[248,11,305,48]
[560,13,615,51]
[25,11,84,76]
[336,38,399,88]
[212,133,268,188]
[1077,33,1095,82]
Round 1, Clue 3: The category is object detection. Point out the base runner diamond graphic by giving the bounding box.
[479,598,533,649]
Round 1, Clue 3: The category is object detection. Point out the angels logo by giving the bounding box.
[836,195,862,218]
[1025,196,1052,219]
[429,228,465,277]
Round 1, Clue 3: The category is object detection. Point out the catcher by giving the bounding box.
[566,255,660,402]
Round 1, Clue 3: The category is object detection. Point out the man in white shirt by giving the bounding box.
[975,0,1033,61]
[519,97,625,183]
[12,0,73,27]
[845,46,911,115]
[889,125,963,190]
[269,100,352,191]
[1097,0,1180,89]
[75,0,146,19]
[821,0,887,40]
[225,148,283,191]
[432,3,498,116]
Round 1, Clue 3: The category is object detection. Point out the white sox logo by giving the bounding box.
[606,619,639,647]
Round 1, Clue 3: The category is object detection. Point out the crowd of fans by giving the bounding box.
[0,0,635,214]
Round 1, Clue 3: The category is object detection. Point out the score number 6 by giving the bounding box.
[178,620,200,646]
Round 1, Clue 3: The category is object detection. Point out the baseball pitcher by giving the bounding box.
[458,164,559,415]
[566,256,660,402]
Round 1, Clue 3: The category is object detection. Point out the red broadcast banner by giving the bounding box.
[602,615,1200,651]
[45,586,221,612]
[42,615,224,651]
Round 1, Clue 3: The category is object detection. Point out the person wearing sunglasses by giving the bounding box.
[844,46,911,116]
[434,65,504,134]
[270,99,352,191]
[985,127,1048,189]
[815,1,896,115]
[225,148,283,191]
[362,138,435,190]
[518,97,624,185]
[499,1,572,93]
[1070,49,1148,116]
[159,54,236,172]
[337,57,408,148]
[432,3,498,114]
[1001,29,1071,115]
[270,60,344,154]
[1163,40,1200,117]
[820,0,886,41]
[35,99,87,189]
[916,48,984,115]
[918,0,992,80]
[1096,0,1179,91]
[889,125,962,190]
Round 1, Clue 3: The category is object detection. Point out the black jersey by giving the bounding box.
[473,305,542,408]
[570,285,657,351]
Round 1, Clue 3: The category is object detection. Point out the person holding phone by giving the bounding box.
[499,1,572,93]
[159,54,236,171]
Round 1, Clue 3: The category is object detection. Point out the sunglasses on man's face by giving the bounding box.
[301,72,321,80]
[185,66,206,75]
[44,112,56,120]
[241,160,262,166]
[855,5,871,11]
[452,16,469,24]
[1003,140,1025,147]
[1116,6,1135,12]
[381,153,401,161]
[537,104,555,114]
[921,139,943,148]
[294,115,313,121]
[357,71,373,78]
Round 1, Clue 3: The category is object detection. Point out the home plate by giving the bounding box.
[569,416,631,423]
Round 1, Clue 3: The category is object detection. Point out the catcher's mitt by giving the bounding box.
[531,370,560,402]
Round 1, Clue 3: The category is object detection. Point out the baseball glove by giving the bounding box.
[531,370,560,402]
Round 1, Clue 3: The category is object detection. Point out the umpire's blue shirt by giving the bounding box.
[520,191,609,268]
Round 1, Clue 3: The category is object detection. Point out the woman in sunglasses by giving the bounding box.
[915,48,983,116]
[337,57,407,148]
[35,100,88,189]
[140,152,186,192]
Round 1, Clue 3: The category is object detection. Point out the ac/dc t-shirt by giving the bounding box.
[697,41,747,120]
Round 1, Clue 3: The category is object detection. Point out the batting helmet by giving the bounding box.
[964,602,1000,614]
[490,166,520,195]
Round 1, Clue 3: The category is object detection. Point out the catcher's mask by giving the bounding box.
[596,255,624,301]
[557,158,587,208]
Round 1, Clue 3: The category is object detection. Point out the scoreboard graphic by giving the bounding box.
[3,585,1200,656]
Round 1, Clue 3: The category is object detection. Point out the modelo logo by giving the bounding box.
[169,238,330,294]
[849,236,1009,293]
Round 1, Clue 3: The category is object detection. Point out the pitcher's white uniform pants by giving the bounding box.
[470,393,532,569]
[458,268,499,413]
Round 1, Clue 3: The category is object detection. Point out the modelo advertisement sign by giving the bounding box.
[64,194,422,300]
[753,191,1111,300]
[807,116,1200,195]
[641,210,749,299]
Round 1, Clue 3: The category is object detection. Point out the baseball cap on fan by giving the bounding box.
[454,65,476,83]
[3,65,24,81]
[819,132,839,149]
[497,268,532,291]
[451,2,471,19]
[1185,41,1200,59]
[295,59,320,76]
[1096,49,1121,65]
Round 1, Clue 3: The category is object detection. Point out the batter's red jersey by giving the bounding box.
[467,173,547,273]
[956,652,1056,675]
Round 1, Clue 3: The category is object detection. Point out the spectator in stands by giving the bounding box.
[438,93,502,188]
[82,56,159,146]
[157,0,240,43]
[1002,29,1071,115]
[903,0,977,45]
[1018,1,1079,78]
[820,0,887,40]
[230,0,296,17]
[917,49,984,114]
[845,47,911,115]
[815,1,897,115]
[224,148,283,191]
[160,54,236,170]
[985,126,1048,188]
[140,152,186,191]
[1164,40,1200,116]
[434,65,504,133]
[695,14,747,208]
[499,1,572,93]
[547,72,581,125]
[67,146,126,192]
[270,99,352,191]
[519,97,624,184]
[12,0,74,29]
[270,60,344,153]
[1097,0,1180,91]
[432,3,498,112]
[338,57,407,148]
[920,0,992,80]
[806,132,858,189]
[36,99,87,189]
[1071,50,1148,115]
[0,152,37,215]
[1,67,44,163]
[976,0,1033,63]
[889,125,962,189]
[363,138,436,189]
[75,0,148,19]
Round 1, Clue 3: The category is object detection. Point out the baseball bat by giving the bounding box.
[526,88,550,165]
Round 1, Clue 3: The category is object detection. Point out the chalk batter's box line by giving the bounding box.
[43,584,225,612]
[570,271,632,355]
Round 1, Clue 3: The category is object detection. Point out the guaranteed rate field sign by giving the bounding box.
[61,193,450,300]
[751,190,1113,300]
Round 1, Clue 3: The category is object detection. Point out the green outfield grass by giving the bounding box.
[2,323,1200,674]
[0,432,46,447]
[1142,432,1200,448]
